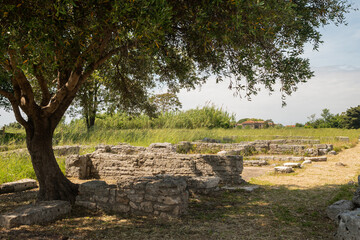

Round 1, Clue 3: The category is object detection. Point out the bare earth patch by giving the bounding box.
[1,144,360,239]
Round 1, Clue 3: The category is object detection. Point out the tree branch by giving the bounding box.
[33,64,51,106]
[0,89,13,100]
[8,49,37,111]
[9,99,29,128]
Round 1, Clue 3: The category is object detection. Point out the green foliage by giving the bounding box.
[0,0,353,115]
[306,109,345,128]
[64,105,235,131]
[149,92,182,113]
[342,105,360,129]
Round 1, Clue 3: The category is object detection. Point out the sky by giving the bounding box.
[0,4,359,127]
[177,5,360,125]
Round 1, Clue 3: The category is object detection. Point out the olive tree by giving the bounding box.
[0,0,352,202]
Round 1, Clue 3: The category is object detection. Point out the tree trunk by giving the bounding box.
[26,119,78,203]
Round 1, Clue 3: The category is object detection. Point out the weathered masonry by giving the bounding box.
[66,143,243,185]
[66,143,243,218]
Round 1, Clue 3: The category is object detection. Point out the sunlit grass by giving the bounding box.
[0,152,66,184]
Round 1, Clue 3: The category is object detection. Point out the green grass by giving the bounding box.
[53,127,360,146]
[0,153,66,184]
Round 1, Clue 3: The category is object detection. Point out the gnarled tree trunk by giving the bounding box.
[25,118,78,203]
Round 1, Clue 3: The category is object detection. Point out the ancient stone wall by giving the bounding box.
[76,176,189,219]
[177,140,332,156]
[66,143,243,185]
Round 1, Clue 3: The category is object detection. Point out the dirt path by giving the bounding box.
[252,142,360,188]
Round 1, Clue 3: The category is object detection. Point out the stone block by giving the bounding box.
[336,136,349,142]
[283,162,301,168]
[326,200,355,222]
[112,204,131,213]
[221,185,259,192]
[0,201,71,229]
[65,155,89,179]
[274,166,294,173]
[0,179,38,194]
[186,176,220,190]
[304,156,327,162]
[336,208,360,239]
[217,150,240,156]
[157,196,182,205]
[243,160,268,166]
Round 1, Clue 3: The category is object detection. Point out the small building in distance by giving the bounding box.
[239,120,274,129]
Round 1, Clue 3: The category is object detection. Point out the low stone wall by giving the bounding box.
[76,176,188,219]
[66,143,243,185]
[176,140,332,156]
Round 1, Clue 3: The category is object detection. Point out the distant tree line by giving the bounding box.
[304,106,360,129]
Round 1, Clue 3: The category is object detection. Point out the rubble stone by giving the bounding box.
[336,208,360,239]
[326,200,355,222]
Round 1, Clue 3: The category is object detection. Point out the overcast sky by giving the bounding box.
[1,4,359,127]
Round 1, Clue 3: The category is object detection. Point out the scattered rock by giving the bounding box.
[0,201,71,229]
[274,166,294,173]
[336,208,360,239]
[335,162,347,167]
[283,162,301,168]
[328,150,337,155]
[301,159,312,165]
[326,200,355,222]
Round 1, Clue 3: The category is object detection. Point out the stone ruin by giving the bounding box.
[66,143,243,184]
[76,176,189,219]
[66,143,243,219]
[177,139,333,156]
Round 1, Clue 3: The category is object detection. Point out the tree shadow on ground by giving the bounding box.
[0,182,357,240]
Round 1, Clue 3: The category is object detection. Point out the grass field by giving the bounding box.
[0,143,359,239]
[0,128,359,184]
[0,128,360,239]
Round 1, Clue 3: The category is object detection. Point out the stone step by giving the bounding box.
[274,166,294,173]
[0,179,38,194]
[0,200,71,229]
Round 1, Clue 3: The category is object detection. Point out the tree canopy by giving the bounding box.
[0,0,353,202]
[343,105,360,129]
